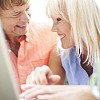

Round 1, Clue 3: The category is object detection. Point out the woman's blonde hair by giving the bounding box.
[0,0,29,10]
[46,0,100,64]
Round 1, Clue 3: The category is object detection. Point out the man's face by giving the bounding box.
[0,4,31,38]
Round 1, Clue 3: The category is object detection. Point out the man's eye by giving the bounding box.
[26,6,30,12]
[57,18,62,21]
[13,13,21,17]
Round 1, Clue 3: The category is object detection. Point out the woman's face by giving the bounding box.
[0,4,31,39]
[51,17,74,49]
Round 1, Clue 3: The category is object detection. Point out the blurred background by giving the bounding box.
[29,0,52,23]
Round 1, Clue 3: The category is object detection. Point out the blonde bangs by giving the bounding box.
[46,0,61,18]
[46,0,68,21]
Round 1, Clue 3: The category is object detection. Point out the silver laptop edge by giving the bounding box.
[0,20,19,100]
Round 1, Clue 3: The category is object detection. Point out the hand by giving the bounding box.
[26,65,61,85]
[20,85,68,100]
[20,85,96,100]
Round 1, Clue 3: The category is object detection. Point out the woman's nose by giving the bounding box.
[51,24,57,32]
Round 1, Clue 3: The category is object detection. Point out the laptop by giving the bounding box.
[0,20,19,100]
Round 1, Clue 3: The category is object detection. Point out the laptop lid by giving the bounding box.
[0,20,19,100]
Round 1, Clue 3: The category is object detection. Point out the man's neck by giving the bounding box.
[5,34,20,57]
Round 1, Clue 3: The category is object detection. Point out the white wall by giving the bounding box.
[29,0,51,23]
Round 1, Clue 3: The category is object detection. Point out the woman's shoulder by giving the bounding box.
[60,47,76,58]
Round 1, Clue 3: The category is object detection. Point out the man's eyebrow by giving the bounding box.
[13,10,22,13]
[12,5,30,14]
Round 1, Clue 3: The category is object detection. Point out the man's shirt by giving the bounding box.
[7,22,59,86]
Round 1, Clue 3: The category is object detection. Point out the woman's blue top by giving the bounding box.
[61,47,89,85]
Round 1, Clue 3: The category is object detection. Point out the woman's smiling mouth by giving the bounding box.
[58,34,66,40]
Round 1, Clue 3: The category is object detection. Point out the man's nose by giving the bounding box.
[19,12,30,23]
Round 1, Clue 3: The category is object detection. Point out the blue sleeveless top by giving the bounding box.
[61,47,89,85]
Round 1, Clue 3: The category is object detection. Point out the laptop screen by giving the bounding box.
[0,20,19,100]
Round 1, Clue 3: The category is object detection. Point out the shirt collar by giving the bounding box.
[18,34,30,42]
[4,33,30,43]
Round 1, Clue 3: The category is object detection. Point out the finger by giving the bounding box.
[21,84,34,91]
[20,97,37,100]
[20,86,39,98]
[20,86,44,99]
[48,75,61,85]
[26,75,36,84]
[38,73,48,85]
[26,75,32,84]
[41,65,53,75]
[34,65,53,85]
[20,85,53,99]
[39,65,53,85]
[30,71,36,84]
[26,75,30,84]
[19,98,26,100]
[39,68,54,85]
[34,67,42,85]
[37,91,62,100]
[37,94,52,100]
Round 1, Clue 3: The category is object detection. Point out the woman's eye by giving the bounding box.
[57,18,62,21]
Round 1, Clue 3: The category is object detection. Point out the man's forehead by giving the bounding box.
[13,4,29,12]
[2,4,29,14]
